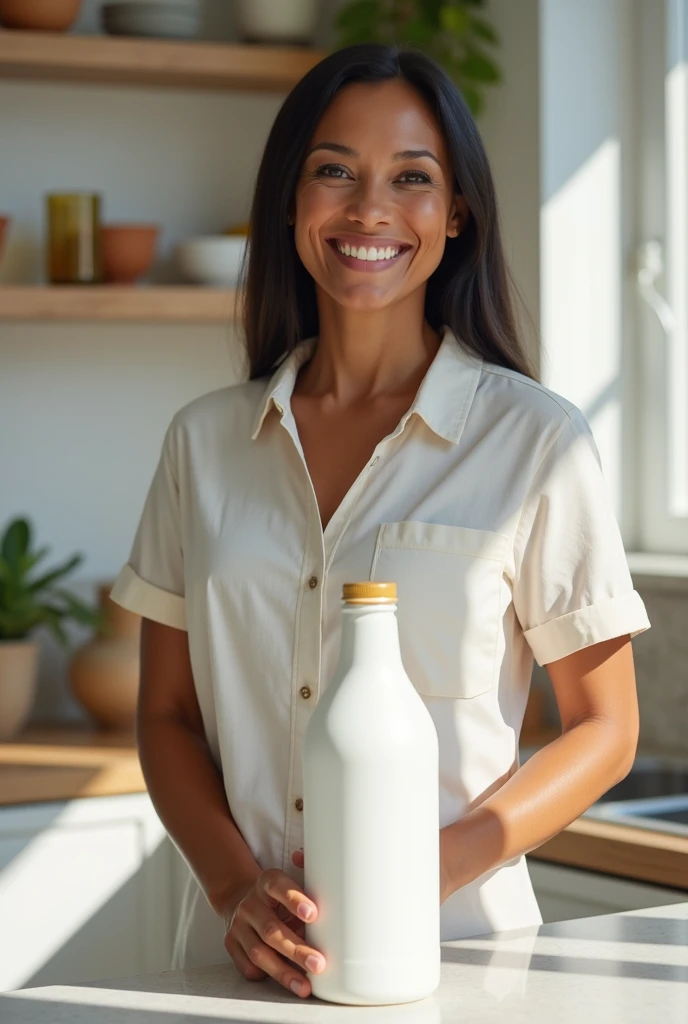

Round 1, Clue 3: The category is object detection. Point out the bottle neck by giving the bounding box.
[339,603,404,671]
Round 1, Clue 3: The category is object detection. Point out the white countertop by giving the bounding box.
[2,902,687,1023]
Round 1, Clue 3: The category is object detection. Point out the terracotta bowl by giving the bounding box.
[0,0,83,31]
[101,224,159,285]
[0,216,9,266]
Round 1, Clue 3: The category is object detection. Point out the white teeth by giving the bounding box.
[335,241,402,261]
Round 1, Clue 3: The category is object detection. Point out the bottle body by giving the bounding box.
[302,599,440,1005]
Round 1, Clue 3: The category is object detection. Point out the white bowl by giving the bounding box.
[102,2,201,39]
[177,236,248,287]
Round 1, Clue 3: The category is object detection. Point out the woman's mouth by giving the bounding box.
[326,237,410,271]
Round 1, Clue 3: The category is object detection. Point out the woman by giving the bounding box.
[111,44,650,1000]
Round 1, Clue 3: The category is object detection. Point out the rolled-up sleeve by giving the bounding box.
[511,409,649,666]
[110,417,186,631]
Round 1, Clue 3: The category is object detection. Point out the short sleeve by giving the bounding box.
[110,418,186,630]
[511,408,649,665]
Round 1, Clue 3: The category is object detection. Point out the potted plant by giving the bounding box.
[334,0,501,116]
[0,517,102,740]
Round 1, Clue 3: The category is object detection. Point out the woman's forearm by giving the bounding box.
[440,716,636,900]
[137,712,262,915]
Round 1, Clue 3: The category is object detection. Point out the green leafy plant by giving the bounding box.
[0,517,103,646]
[335,0,501,116]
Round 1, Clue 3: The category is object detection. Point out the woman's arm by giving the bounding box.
[137,618,263,914]
[439,634,639,901]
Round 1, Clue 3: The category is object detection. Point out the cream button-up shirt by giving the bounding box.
[111,326,650,967]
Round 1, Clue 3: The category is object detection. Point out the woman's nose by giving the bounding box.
[344,179,391,227]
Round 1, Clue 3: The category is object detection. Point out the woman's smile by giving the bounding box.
[326,234,411,272]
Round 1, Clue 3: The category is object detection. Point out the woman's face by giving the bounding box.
[293,79,467,313]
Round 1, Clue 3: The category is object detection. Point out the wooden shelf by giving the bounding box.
[0,285,238,322]
[0,31,325,92]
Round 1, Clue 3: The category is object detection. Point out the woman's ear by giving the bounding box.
[448,195,469,238]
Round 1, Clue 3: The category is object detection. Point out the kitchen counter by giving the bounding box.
[0,726,144,805]
[2,902,687,1023]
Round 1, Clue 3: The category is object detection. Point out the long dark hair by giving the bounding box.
[242,43,537,381]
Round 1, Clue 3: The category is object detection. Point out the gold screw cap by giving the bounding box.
[342,582,397,604]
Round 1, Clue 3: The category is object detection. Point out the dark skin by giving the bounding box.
[137,80,640,1000]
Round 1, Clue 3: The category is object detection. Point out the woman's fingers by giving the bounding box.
[234,919,312,998]
[258,867,317,925]
[250,899,326,976]
[224,931,267,982]
[223,868,325,999]
[291,848,305,869]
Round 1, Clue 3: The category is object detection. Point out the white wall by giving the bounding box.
[0,0,540,723]
[539,0,637,539]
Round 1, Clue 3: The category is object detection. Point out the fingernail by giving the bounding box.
[290,979,307,996]
[305,954,324,973]
[298,902,314,921]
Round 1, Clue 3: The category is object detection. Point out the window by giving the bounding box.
[635,0,688,553]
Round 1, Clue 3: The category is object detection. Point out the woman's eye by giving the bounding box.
[398,170,432,184]
[314,163,351,179]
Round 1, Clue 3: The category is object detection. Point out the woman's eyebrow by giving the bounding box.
[306,142,441,167]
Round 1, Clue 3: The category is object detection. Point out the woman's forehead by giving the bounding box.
[310,80,445,154]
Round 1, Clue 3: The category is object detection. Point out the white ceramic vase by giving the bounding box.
[0,640,39,740]
[236,0,319,44]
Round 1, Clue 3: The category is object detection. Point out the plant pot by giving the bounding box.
[69,584,141,730]
[0,0,83,32]
[236,0,319,44]
[0,640,39,741]
[101,224,159,284]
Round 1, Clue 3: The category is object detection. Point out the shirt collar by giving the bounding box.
[250,326,482,445]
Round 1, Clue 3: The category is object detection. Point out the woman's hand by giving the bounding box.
[220,862,326,999]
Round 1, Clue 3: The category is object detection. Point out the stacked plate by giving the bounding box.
[101,0,201,40]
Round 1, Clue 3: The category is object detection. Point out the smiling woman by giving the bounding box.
[110,42,651,1002]
[243,44,534,381]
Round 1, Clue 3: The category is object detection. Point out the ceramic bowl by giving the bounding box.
[101,224,159,284]
[0,216,9,266]
[236,0,318,44]
[101,1,201,39]
[176,236,248,287]
[0,0,82,31]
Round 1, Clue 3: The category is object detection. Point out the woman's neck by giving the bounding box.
[294,290,441,405]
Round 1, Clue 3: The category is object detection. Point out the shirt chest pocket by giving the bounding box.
[370,521,508,699]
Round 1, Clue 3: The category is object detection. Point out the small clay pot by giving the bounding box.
[101,224,159,284]
[69,584,141,730]
[0,216,9,266]
[0,0,83,32]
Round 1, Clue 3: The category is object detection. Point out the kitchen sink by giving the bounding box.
[595,756,688,802]
[585,794,688,836]
[584,756,688,837]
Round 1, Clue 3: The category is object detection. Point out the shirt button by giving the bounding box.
[370,455,380,466]
[295,798,304,812]
[300,685,312,700]
[308,575,318,589]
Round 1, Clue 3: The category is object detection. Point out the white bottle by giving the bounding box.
[302,581,440,1006]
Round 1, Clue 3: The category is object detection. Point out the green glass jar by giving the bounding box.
[46,193,103,284]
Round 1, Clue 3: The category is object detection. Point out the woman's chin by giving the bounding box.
[324,282,406,313]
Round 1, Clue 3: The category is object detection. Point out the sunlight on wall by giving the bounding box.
[541,137,622,514]
[665,59,688,517]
